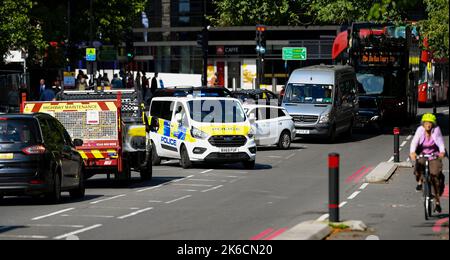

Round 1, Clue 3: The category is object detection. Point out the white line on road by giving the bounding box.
[0,235,48,239]
[165,195,192,204]
[89,206,140,210]
[61,214,115,218]
[286,153,296,160]
[32,208,75,221]
[117,208,153,220]
[317,214,329,222]
[401,141,408,147]
[54,224,102,240]
[136,185,163,193]
[148,200,163,203]
[201,169,214,174]
[388,157,394,162]
[189,179,220,182]
[28,224,85,228]
[172,175,195,183]
[173,183,213,187]
[90,194,126,204]
[347,191,361,200]
[406,135,413,141]
[181,189,198,192]
[267,156,282,158]
[339,201,348,208]
[359,183,369,190]
[202,185,224,193]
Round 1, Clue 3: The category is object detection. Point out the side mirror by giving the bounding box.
[73,139,84,147]
[248,113,257,124]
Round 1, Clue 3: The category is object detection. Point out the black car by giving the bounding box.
[354,96,383,131]
[232,89,279,106]
[0,114,85,203]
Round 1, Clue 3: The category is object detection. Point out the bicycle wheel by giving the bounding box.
[423,180,433,220]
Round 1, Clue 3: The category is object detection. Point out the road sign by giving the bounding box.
[63,71,76,88]
[283,47,307,61]
[86,48,96,62]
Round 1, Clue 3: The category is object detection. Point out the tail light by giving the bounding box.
[22,145,46,155]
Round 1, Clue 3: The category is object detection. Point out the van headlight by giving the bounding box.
[319,113,330,123]
[191,127,209,140]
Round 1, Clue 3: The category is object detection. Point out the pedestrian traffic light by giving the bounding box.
[125,31,135,62]
[256,25,267,55]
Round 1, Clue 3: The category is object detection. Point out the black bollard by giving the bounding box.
[329,153,340,223]
[394,127,400,163]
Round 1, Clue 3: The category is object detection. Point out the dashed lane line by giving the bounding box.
[90,194,126,205]
[0,235,48,239]
[32,208,75,221]
[347,191,361,200]
[117,208,153,220]
[165,195,192,204]
[54,224,102,240]
[359,183,369,190]
[202,185,224,193]
[136,185,163,193]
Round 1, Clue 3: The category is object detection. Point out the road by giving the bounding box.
[0,107,448,240]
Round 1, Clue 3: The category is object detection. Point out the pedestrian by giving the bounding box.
[111,74,124,89]
[135,72,142,91]
[76,74,88,91]
[39,85,56,101]
[151,73,159,95]
[38,79,46,96]
[102,73,110,86]
[142,72,149,96]
[127,73,135,89]
[209,73,218,87]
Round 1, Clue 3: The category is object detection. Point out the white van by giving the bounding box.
[148,96,257,169]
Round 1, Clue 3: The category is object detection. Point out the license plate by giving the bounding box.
[296,130,310,135]
[0,153,14,160]
[220,148,238,153]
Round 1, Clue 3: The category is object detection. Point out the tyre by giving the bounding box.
[45,171,62,204]
[151,141,161,166]
[423,181,433,220]
[180,145,192,169]
[140,150,153,181]
[328,125,336,143]
[115,160,131,186]
[243,160,256,169]
[69,167,85,200]
[278,131,292,150]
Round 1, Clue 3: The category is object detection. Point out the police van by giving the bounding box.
[148,96,257,169]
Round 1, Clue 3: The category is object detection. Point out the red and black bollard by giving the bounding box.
[328,153,340,223]
[393,127,400,163]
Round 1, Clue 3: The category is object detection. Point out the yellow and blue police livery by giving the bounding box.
[148,96,257,169]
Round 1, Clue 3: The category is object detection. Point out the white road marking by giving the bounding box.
[339,201,348,208]
[400,141,408,147]
[286,153,296,160]
[388,157,394,162]
[61,214,115,218]
[202,185,224,193]
[90,194,126,204]
[165,195,192,204]
[28,224,85,228]
[148,200,163,203]
[173,183,213,187]
[267,156,282,158]
[0,235,48,239]
[201,169,214,174]
[136,185,162,193]
[32,208,75,221]
[347,191,361,200]
[54,224,102,240]
[406,135,413,141]
[359,183,369,190]
[181,189,198,192]
[317,214,329,222]
[89,206,140,210]
[189,179,219,182]
[172,175,195,183]
[117,208,153,220]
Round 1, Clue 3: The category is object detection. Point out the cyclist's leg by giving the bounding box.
[429,159,443,205]
[415,158,426,185]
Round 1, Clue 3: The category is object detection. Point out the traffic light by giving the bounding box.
[256,25,267,56]
[125,31,135,61]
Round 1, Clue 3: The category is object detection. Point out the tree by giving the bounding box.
[0,0,46,63]
[210,0,311,26]
[420,0,449,59]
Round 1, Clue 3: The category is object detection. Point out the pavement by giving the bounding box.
[0,107,448,240]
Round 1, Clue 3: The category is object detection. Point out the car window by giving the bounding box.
[151,101,174,121]
[0,118,37,144]
[41,117,64,147]
[278,109,287,117]
[62,128,73,146]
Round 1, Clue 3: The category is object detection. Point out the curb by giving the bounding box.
[365,162,398,183]
[274,221,332,240]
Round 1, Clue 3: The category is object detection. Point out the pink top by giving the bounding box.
[421,135,439,155]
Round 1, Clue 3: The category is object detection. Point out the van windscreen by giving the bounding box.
[0,118,37,144]
[285,84,333,104]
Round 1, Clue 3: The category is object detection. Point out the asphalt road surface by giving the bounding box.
[0,107,448,240]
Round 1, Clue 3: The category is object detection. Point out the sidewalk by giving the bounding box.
[329,167,449,240]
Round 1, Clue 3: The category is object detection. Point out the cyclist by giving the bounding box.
[410,113,446,213]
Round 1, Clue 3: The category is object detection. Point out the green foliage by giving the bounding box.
[0,0,46,62]
[210,0,309,26]
[420,0,449,59]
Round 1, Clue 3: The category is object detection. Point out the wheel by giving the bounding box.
[151,141,161,166]
[180,145,192,169]
[69,166,85,200]
[0,194,4,201]
[423,181,433,220]
[278,131,292,150]
[243,160,256,169]
[115,160,131,186]
[45,171,62,204]
[140,149,153,181]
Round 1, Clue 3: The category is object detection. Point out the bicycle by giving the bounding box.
[416,153,438,220]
